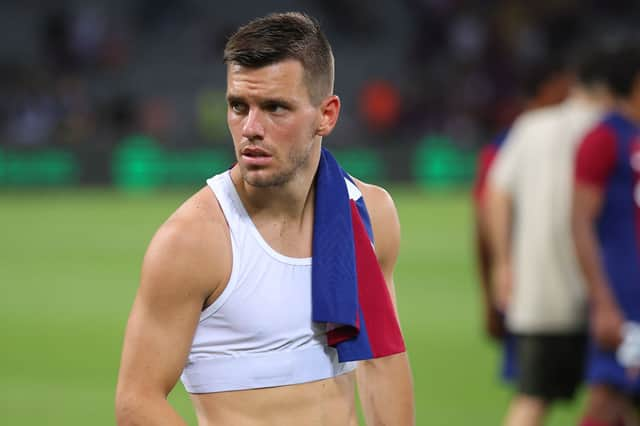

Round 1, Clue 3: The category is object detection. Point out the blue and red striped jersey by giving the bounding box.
[575,111,640,321]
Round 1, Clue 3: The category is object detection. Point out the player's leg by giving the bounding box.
[503,394,547,426]
[503,334,586,426]
[502,335,550,426]
[579,384,626,425]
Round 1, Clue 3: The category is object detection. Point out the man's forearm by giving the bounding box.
[356,352,415,425]
[572,193,624,349]
[486,187,512,268]
[572,212,616,307]
[474,207,506,339]
[115,393,188,426]
[474,209,493,305]
[486,187,513,310]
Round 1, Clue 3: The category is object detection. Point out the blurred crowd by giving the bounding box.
[1,0,640,152]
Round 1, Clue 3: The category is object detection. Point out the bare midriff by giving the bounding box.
[189,372,357,426]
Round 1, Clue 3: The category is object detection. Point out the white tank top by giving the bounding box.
[180,171,356,394]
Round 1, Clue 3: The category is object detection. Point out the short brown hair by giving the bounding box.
[224,12,334,104]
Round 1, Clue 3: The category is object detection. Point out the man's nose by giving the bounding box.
[242,108,265,141]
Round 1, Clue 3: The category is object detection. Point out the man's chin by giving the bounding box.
[241,169,285,188]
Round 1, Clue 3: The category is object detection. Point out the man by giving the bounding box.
[115,12,414,426]
[473,59,572,395]
[573,43,640,426]
[473,58,572,344]
[486,47,613,426]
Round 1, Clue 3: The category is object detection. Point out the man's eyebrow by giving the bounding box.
[260,97,295,107]
[226,94,244,103]
[226,94,296,107]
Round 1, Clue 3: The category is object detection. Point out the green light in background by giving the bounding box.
[0,148,79,186]
[111,135,234,191]
[112,134,165,190]
[332,148,384,183]
[413,135,476,189]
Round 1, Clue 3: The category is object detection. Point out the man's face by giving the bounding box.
[226,59,322,188]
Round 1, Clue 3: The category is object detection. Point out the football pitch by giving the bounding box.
[0,187,583,425]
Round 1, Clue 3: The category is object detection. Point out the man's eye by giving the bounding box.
[265,103,286,113]
[230,102,247,113]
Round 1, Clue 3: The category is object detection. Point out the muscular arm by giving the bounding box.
[355,181,415,426]
[115,193,229,425]
[572,183,623,349]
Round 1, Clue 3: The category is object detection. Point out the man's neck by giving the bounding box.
[232,147,321,221]
[568,85,613,110]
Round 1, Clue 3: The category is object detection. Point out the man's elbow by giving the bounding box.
[115,389,146,426]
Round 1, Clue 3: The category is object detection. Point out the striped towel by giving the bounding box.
[312,148,406,362]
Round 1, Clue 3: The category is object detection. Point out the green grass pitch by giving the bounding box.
[0,187,583,425]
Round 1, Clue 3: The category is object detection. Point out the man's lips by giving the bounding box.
[241,147,273,166]
[241,146,272,158]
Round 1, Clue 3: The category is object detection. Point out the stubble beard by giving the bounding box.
[240,140,315,188]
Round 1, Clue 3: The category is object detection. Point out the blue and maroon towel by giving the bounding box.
[312,148,406,362]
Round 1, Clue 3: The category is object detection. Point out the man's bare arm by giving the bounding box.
[355,181,415,426]
[572,183,623,349]
[473,203,505,340]
[115,194,229,425]
[486,185,513,312]
[472,148,505,339]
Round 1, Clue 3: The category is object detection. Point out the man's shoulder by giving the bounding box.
[160,186,227,242]
[512,103,564,133]
[501,104,568,153]
[351,178,399,238]
[144,186,231,282]
[350,179,400,266]
[351,178,395,213]
[136,186,231,313]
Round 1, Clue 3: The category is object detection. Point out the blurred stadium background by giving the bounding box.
[1,0,639,425]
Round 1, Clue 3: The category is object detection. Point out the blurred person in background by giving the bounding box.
[115,12,414,426]
[472,56,572,398]
[573,41,640,426]
[486,44,614,426]
[473,57,572,342]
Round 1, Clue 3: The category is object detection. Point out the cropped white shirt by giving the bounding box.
[180,171,356,394]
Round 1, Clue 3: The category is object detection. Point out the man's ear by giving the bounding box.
[316,95,340,136]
